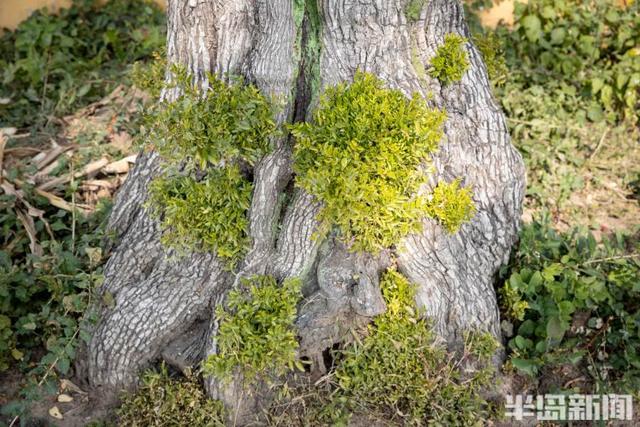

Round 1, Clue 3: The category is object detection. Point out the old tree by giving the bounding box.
[82,0,525,422]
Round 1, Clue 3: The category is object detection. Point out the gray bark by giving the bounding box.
[83,0,525,422]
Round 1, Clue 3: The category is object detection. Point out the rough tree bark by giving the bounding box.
[83,0,525,422]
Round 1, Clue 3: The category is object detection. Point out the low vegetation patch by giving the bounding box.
[203,275,304,385]
[500,217,640,393]
[471,0,640,230]
[334,268,499,425]
[292,71,474,253]
[144,69,276,265]
[118,363,225,426]
[429,33,470,85]
[0,0,164,131]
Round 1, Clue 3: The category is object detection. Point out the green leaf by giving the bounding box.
[546,316,567,341]
[521,15,542,42]
[511,357,538,376]
[550,28,566,45]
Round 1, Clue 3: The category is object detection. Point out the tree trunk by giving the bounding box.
[84,0,525,421]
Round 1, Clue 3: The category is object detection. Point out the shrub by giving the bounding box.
[429,33,470,85]
[0,0,165,129]
[292,72,474,253]
[500,217,640,392]
[118,363,225,426]
[145,70,276,263]
[203,275,304,385]
[335,268,499,424]
[147,166,253,265]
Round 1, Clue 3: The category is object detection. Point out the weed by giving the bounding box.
[499,216,640,393]
[429,34,470,85]
[292,72,473,253]
[118,363,225,426]
[203,276,304,385]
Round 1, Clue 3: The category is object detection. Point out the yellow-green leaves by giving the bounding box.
[291,72,474,254]
[145,71,276,265]
[148,165,252,267]
[430,33,470,85]
[150,70,275,168]
[335,268,498,424]
[426,179,476,233]
[203,276,303,385]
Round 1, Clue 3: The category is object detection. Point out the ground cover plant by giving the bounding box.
[471,0,640,398]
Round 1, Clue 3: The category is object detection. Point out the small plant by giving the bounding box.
[145,69,276,263]
[473,32,508,87]
[131,48,167,99]
[426,179,476,233]
[429,33,470,85]
[500,216,640,392]
[292,72,474,253]
[118,363,225,426]
[203,275,304,385]
[147,68,276,168]
[335,268,499,424]
[147,166,253,263]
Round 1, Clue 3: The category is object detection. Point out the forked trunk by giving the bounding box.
[83,0,525,421]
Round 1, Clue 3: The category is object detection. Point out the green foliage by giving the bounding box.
[498,0,640,123]
[148,68,276,169]
[292,72,473,253]
[0,194,109,375]
[500,217,640,392]
[0,0,165,129]
[429,34,470,85]
[147,166,252,265]
[426,179,476,233]
[145,70,276,263]
[473,32,508,87]
[118,363,225,426]
[470,1,640,227]
[131,48,167,100]
[335,268,499,424]
[203,275,303,385]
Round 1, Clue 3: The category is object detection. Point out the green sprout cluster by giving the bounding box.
[145,68,276,266]
[430,33,470,85]
[335,268,499,424]
[147,166,253,262]
[203,275,304,385]
[291,71,475,253]
[426,178,476,233]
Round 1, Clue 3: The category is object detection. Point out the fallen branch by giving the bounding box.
[37,157,109,192]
